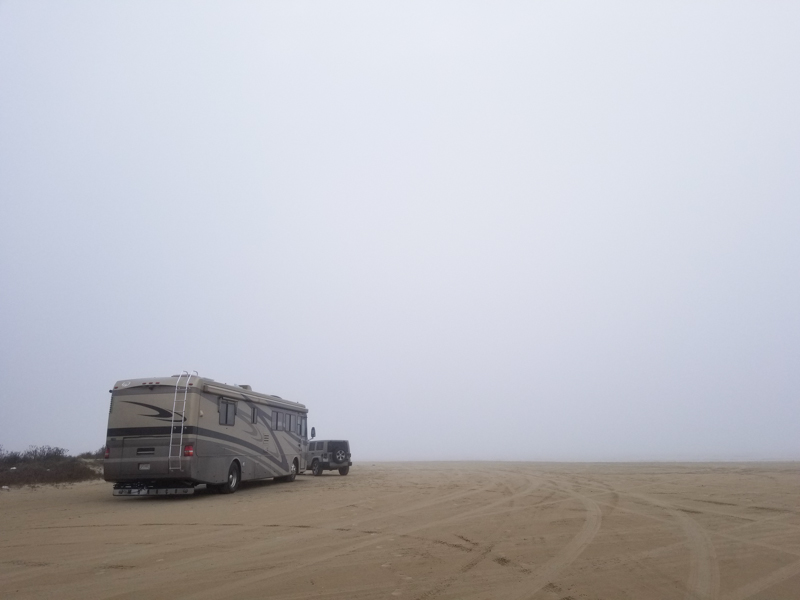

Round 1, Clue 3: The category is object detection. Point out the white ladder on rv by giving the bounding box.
[168,371,193,471]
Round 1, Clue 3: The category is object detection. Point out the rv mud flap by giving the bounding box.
[113,487,194,496]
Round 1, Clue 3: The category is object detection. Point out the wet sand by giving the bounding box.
[1,462,799,599]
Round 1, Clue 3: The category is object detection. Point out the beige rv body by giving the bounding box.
[104,374,308,494]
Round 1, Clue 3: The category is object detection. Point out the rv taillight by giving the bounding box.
[104,446,110,459]
[184,445,194,457]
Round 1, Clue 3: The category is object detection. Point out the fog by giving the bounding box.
[1,2,798,461]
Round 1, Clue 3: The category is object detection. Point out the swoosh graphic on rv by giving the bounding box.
[105,425,291,472]
[121,401,186,422]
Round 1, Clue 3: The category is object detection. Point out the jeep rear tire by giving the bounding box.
[312,460,322,476]
[338,466,349,476]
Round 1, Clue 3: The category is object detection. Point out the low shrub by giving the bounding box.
[77,446,105,459]
[0,445,102,487]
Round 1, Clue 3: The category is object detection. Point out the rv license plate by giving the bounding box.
[138,463,151,471]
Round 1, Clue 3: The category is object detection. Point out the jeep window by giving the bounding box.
[219,399,236,426]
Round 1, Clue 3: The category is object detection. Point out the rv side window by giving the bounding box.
[276,412,283,431]
[219,400,236,426]
[272,411,278,430]
[288,414,295,433]
[252,406,257,424]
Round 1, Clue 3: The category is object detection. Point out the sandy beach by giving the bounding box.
[1,462,799,599]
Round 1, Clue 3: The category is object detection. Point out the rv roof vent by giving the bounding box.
[239,384,252,390]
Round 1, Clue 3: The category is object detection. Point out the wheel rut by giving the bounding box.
[506,479,603,600]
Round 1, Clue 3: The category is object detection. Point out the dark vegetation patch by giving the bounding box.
[77,446,105,459]
[0,445,103,487]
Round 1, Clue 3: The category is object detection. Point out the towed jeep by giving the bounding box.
[307,440,351,476]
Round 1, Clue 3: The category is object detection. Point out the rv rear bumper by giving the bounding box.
[103,457,196,481]
[113,483,194,496]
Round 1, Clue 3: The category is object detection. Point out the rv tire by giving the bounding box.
[289,459,298,481]
[312,460,322,476]
[221,462,240,494]
[338,466,349,476]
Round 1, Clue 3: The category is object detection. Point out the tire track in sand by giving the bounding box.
[506,480,602,600]
[568,477,720,600]
[194,474,544,600]
[722,559,800,600]
[633,493,720,600]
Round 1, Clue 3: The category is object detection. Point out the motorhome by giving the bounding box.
[104,372,308,495]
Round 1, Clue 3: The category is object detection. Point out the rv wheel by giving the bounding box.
[312,460,322,476]
[221,462,240,494]
[338,466,349,476]
[285,460,297,482]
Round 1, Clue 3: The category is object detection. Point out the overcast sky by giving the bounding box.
[1,2,798,461]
